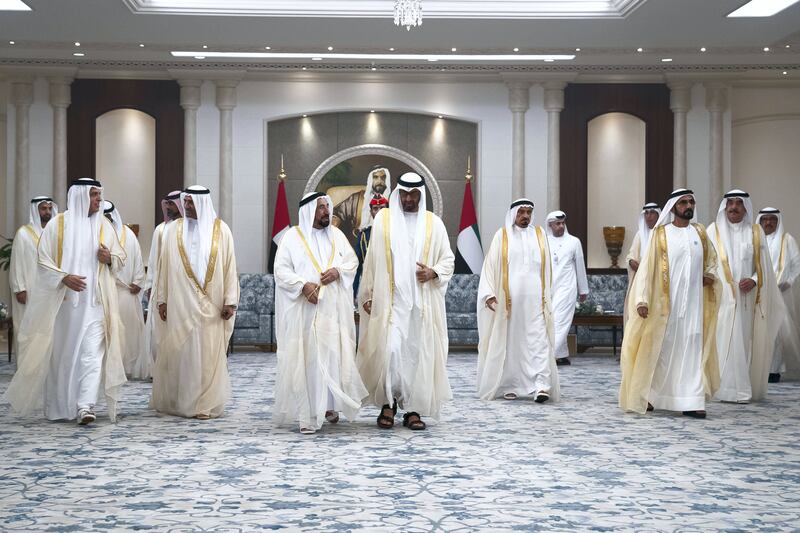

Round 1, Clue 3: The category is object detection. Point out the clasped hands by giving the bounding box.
[158,303,236,321]
[302,268,340,306]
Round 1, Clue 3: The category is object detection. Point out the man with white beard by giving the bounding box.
[9,196,58,364]
[477,199,560,403]
[545,210,588,366]
[152,185,239,419]
[4,178,126,425]
[104,201,149,379]
[624,202,661,325]
[273,192,368,434]
[707,189,781,403]
[756,207,800,383]
[620,189,721,418]
[357,173,454,431]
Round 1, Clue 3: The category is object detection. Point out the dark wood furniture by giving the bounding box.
[572,314,624,356]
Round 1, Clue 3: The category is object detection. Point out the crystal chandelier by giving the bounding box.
[394,0,423,31]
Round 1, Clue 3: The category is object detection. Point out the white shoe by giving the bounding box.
[77,408,96,425]
[503,392,518,400]
[299,427,316,435]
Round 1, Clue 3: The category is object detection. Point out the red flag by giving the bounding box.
[455,181,484,274]
[268,180,291,273]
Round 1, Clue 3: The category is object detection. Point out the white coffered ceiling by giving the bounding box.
[0,0,798,77]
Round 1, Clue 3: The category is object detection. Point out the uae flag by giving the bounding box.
[455,180,484,274]
[268,180,291,273]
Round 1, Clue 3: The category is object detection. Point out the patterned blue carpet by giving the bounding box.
[1,352,799,532]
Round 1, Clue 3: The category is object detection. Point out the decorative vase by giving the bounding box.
[603,226,625,268]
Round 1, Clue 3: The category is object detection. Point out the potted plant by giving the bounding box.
[0,235,11,272]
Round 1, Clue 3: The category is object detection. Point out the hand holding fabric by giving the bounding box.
[62,274,87,292]
[319,268,340,286]
[739,278,756,293]
[302,282,319,305]
[97,244,112,265]
[415,262,437,283]
[15,291,27,304]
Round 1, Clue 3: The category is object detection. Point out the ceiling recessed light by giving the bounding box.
[139,43,145,48]
[438,115,443,118]
[312,57,322,60]
[544,59,554,62]
[575,47,581,52]
[302,114,307,117]
[302,67,307,70]
[327,46,333,51]
[265,46,271,50]
[764,46,771,52]
[371,67,377,71]
[661,58,673,62]
[74,42,81,47]
[786,44,791,48]
[194,55,205,59]
[202,44,208,49]
[700,47,707,52]
[783,70,788,74]
[637,47,643,52]
[427,58,438,62]
[728,0,800,17]
[0,1,32,11]
[513,47,519,52]
[370,110,375,113]
[73,52,85,57]
[451,47,457,52]
[440,68,446,71]
[8,40,14,45]
[389,47,395,51]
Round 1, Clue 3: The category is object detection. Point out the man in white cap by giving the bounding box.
[273,192,368,434]
[4,178,126,425]
[756,207,800,383]
[624,202,661,324]
[142,191,183,367]
[357,172,454,430]
[477,199,560,403]
[104,201,148,379]
[152,185,239,419]
[9,196,58,363]
[620,189,721,418]
[545,210,588,366]
[707,189,781,403]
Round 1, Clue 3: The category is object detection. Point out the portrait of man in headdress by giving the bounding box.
[329,165,392,240]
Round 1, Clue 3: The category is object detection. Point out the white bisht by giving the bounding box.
[707,190,782,402]
[623,202,660,325]
[104,201,149,379]
[357,173,455,420]
[756,207,800,378]
[151,185,239,418]
[3,180,127,420]
[142,191,183,365]
[273,192,368,430]
[477,199,560,401]
[545,210,588,359]
[9,196,58,360]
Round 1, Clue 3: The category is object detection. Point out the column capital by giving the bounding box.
[215,79,239,110]
[668,81,692,113]
[506,81,530,113]
[48,77,73,108]
[10,78,34,107]
[178,79,202,110]
[704,82,729,112]
[543,81,567,112]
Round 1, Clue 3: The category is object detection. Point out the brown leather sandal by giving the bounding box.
[402,412,426,431]
[377,402,396,429]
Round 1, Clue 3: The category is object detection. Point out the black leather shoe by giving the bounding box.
[556,357,571,366]
[682,410,707,419]
[768,373,781,383]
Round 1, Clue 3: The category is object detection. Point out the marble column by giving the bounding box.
[669,81,692,190]
[215,80,238,224]
[49,77,73,207]
[507,81,530,200]
[179,79,202,188]
[543,81,566,212]
[11,79,34,228]
[705,82,728,215]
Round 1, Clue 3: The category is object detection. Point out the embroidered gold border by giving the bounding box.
[752,224,763,305]
[714,225,735,295]
[422,212,433,264]
[777,232,787,281]
[23,224,40,245]
[657,225,670,303]
[501,228,510,312]
[382,209,394,303]
[177,218,221,294]
[535,226,548,313]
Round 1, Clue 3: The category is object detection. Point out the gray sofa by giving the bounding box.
[231,272,627,349]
